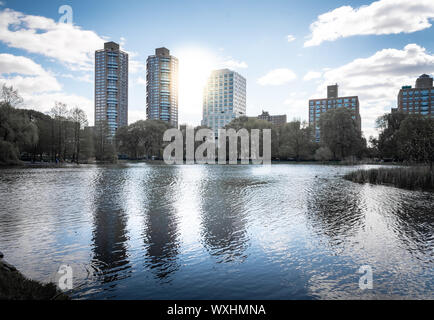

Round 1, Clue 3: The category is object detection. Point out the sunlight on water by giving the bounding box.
[0,164,432,299]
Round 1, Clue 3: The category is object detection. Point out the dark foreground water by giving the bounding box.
[0,164,432,299]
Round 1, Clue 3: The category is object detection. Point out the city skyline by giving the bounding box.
[1,0,434,139]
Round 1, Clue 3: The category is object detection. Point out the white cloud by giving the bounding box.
[315,44,434,137]
[24,92,94,123]
[303,71,322,81]
[257,68,297,86]
[0,53,47,76]
[0,53,94,124]
[0,8,106,70]
[220,58,248,69]
[287,35,296,42]
[304,0,434,47]
[284,93,309,122]
[0,53,61,93]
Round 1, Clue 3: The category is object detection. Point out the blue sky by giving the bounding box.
[1,0,434,138]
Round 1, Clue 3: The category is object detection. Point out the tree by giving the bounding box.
[396,115,434,167]
[1,84,23,107]
[50,102,70,162]
[314,146,333,162]
[319,108,365,160]
[0,102,38,164]
[116,120,172,160]
[69,107,88,163]
[375,111,408,160]
[94,120,117,163]
[277,120,314,160]
[224,116,278,159]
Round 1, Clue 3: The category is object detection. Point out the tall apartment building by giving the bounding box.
[202,69,246,137]
[95,41,128,136]
[309,85,361,142]
[397,74,434,117]
[146,47,179,127]
[258,111,287,126]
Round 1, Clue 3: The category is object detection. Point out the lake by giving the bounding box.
[0,163,432,299]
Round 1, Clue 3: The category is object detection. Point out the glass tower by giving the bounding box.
[95,41,128,136]
[146,48,179,127]
[202,69,247,136]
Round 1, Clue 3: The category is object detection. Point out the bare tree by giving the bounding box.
[50,102,69,162]
[1,84,24,107]
[70,107,88,164]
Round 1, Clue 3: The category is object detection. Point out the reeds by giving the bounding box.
[344,166,434,191]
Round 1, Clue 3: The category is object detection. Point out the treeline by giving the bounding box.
[0,101,93,165]
[0,84,172,165]
[369,111,434,166]
[224,107,367,161]
[0,85,96,164]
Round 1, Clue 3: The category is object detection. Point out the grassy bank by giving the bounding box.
[0,258,68,300]
[344,166,434,191]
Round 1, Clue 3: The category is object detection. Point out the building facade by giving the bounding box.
[258,111,287,126]
[397,74,434,117]
[309,85,361,142]
[202,69,246,136]
[146,47,179,127]
[95,41,128,137]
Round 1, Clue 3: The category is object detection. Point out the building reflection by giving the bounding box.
[142,165,180,281]
[199,169,249,263]
[91,167,131,285]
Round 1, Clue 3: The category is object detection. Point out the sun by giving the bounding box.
[175,47,219,126]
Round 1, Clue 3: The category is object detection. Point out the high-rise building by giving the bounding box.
[146,47,179,127]
[397,74,434,118]
[309,85,361,143]
[257,111,287,126]
[95,41,128,136]
[202,69,246,136]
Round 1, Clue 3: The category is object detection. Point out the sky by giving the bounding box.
[1,0,434,139]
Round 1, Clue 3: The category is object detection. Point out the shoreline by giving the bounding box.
[0,252,68,300]
[0,159,404,169]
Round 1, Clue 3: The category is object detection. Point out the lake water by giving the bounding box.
[0,164,433,299]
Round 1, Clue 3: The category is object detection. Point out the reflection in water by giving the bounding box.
[142,166,180,281]
[199,168,249,263]
[91,167,131,287]
[0,164,433,299]
[306,179,366,249]
[373,189,434,263]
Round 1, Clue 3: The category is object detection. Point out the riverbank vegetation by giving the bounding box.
[344,167,434,191]
[0,258,68,300]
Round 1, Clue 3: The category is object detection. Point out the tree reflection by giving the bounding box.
[305,179,365,248]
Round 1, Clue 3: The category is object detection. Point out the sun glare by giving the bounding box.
[176,47,219,125]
